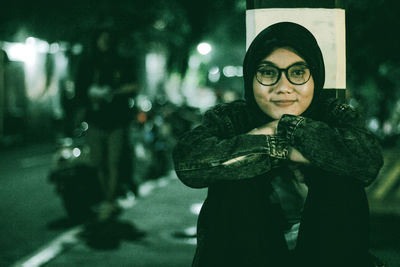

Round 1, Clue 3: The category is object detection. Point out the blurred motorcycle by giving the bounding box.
[48,126,102,222]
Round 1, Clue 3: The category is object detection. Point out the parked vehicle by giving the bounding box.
[48,133,102,222]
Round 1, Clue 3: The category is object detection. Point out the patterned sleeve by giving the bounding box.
[277,98,384,185]
[172,101,288,188]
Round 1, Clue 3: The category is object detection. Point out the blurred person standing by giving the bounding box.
[75,28,139,221]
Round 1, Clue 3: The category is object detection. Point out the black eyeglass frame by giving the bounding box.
[255,63,312,86]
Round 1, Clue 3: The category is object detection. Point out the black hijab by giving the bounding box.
[243,22,325,125]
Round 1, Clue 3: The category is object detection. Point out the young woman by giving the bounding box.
[173,22,383,267]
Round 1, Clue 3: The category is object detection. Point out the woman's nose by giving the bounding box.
[275,73,294,93]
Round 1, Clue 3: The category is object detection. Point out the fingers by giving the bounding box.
[288,147,310,164]
[247,126,275,135]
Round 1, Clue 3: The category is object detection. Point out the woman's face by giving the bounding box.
[253,47,314,119]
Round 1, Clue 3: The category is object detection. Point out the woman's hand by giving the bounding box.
[247,121,309,164]
[248,120,279,136]
[288,147,309,164]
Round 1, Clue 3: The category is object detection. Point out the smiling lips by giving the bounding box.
[271,100,297,107]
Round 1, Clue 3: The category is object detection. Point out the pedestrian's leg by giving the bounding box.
[95,127,125,221]
[119,126,136,195]
[106,127,125,202]
[87,126,107,199]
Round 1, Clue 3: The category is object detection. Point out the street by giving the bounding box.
[0,141,207,267]
[0,142,67,266]
[1,141,399,266]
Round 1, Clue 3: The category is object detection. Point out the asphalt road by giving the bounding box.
[1,141,399,266]
[0,142,68,267]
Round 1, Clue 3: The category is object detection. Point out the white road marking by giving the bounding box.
[12,173,176,267]
[190,203,203,215]
[11,226,83,267]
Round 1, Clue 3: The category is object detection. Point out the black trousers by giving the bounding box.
[293,174,373,267]
[195,173,373,267]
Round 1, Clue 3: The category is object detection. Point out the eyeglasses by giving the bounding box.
[255,63,312,86]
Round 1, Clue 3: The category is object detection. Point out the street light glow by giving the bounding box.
[197,42,212,55]
[208,67,220,83]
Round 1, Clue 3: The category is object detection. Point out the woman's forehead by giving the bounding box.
[261,47,306,67]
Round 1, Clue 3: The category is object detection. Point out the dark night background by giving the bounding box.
[0,0,399,142]
[0,0,400,266]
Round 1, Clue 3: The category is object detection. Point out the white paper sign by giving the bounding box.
[246,8,346,89]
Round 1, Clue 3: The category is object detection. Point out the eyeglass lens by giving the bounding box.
[256,64,310,86]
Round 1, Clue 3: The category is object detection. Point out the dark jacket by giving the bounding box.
[75,51,137,130]
[172,97,383,267]
[173,22,383,267]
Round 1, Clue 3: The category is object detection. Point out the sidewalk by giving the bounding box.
[17,174,207,267]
